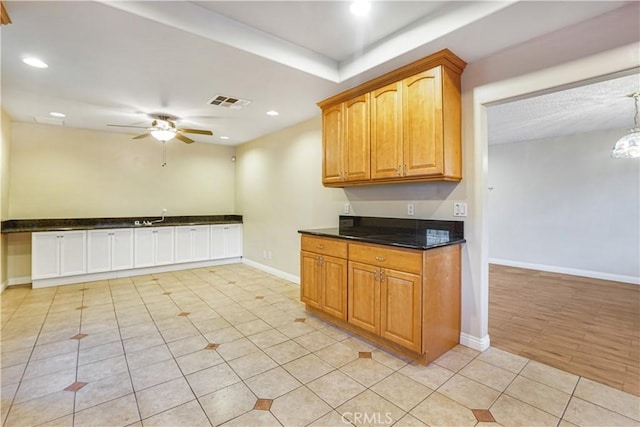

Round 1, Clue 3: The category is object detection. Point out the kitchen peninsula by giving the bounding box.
[299,216,464,365]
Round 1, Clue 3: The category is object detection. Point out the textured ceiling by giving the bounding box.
[488,73,640,145]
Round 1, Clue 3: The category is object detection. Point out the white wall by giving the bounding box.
[9,122,237,218]
[1,110,11,290]
[489,129,640,284]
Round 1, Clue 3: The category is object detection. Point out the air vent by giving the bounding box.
[209,94,252,110]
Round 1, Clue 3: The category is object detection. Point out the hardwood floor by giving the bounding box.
[489,264,640,396]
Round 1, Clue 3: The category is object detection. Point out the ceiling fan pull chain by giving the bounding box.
[162,141,167,167]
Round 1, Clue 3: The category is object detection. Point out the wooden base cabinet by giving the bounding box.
[300,236,348,320]
[301,235,461,365]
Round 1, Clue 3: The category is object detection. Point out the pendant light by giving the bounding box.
[612,92,640,159]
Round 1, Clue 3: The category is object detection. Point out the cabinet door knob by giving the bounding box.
[397,165,402,176]
[380,270,385,281]
[375,256,385,262]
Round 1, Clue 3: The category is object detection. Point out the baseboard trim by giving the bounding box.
[490,258,640,285]
[242,258,300,284]
[1,279,7,293]
[31,258,242,289]
[8,276,31,286]
[460,332,490,352]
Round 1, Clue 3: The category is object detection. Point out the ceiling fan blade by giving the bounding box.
[178,128,213,135]
[107,124,149,129]
[174,133,194,144]
[133,133,151,140]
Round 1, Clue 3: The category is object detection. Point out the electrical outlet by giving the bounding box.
[453,202,467,217]
[407,203,414,216]
[162,208,167,215]
[343,203,350,214]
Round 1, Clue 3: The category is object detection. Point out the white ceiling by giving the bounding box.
[0,1,636,146]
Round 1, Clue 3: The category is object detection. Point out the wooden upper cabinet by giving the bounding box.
[371,82,402,180]
[344,94,370,182]
[322,104,344,185]
[402,68,444,177]
[318,49,465,187]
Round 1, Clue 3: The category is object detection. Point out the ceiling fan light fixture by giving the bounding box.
[151,129,176,142]
[612,92,640,159]
[22,57,48,68]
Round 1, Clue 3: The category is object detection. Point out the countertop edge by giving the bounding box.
[1,215,243,234]
[298,229,466,251]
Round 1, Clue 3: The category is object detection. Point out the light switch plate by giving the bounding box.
[453,202,467,217]
[343,203,350,214]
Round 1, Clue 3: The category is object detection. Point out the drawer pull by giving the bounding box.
[375,256,386,262]
[317,244,325,249]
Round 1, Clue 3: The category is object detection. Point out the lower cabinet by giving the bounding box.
[211,224,243,259]
[175,225,210,263]
[300,235,461,365]
[134,227,175,268]
[31,223,243,286]
[32,230,87,280]
[87,229,134,273]
[300,235,348,320]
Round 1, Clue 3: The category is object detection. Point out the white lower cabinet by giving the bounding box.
[210,224,243,259]
[87,229,134,273]
[175,225,210,263]
[134,227,175,268]
[32,223,241,286]
[32,230,87,280]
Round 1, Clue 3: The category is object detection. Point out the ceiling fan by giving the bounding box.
[108,114,213,143]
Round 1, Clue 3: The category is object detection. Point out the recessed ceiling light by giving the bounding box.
[49,112,66,118]
[219,136,230,140]
[22,57,48,68]
[350,0,370,16]
[266,110,279,116]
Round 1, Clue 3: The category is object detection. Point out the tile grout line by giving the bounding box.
[3,285,62,425]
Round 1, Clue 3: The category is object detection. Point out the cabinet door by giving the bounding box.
[225,224,243,258]
[210,225,226,259]
[32,232,61,279]
[154,228,175,266]
[300,251,321,309]
[134,229,155,268]
[59,231,86,277]
[344,94,370,182]
[111,229,134,271]
[321,255,347,320]
[87,230,111,273]
[379,268,422,352]
[174,226,193,263]
[191,225,211,261]
[322,104,344,184]
[371,82,403,179]
[402,67,444,177]
[347,261,379,334]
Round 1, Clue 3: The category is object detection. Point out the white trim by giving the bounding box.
[242,258,300,284]
[1,280,7,293]
[490,258,640,285]
[459,332,490,352]
[8,276,31,286]
[31,258,242,289]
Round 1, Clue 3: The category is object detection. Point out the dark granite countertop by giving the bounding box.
[1,215,242,233]
[299,216,465,250]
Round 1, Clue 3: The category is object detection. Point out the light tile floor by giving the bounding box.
[1,264,639,426]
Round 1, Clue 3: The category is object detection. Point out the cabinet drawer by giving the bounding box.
[348,242,422,274]
[301,235,347,259]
